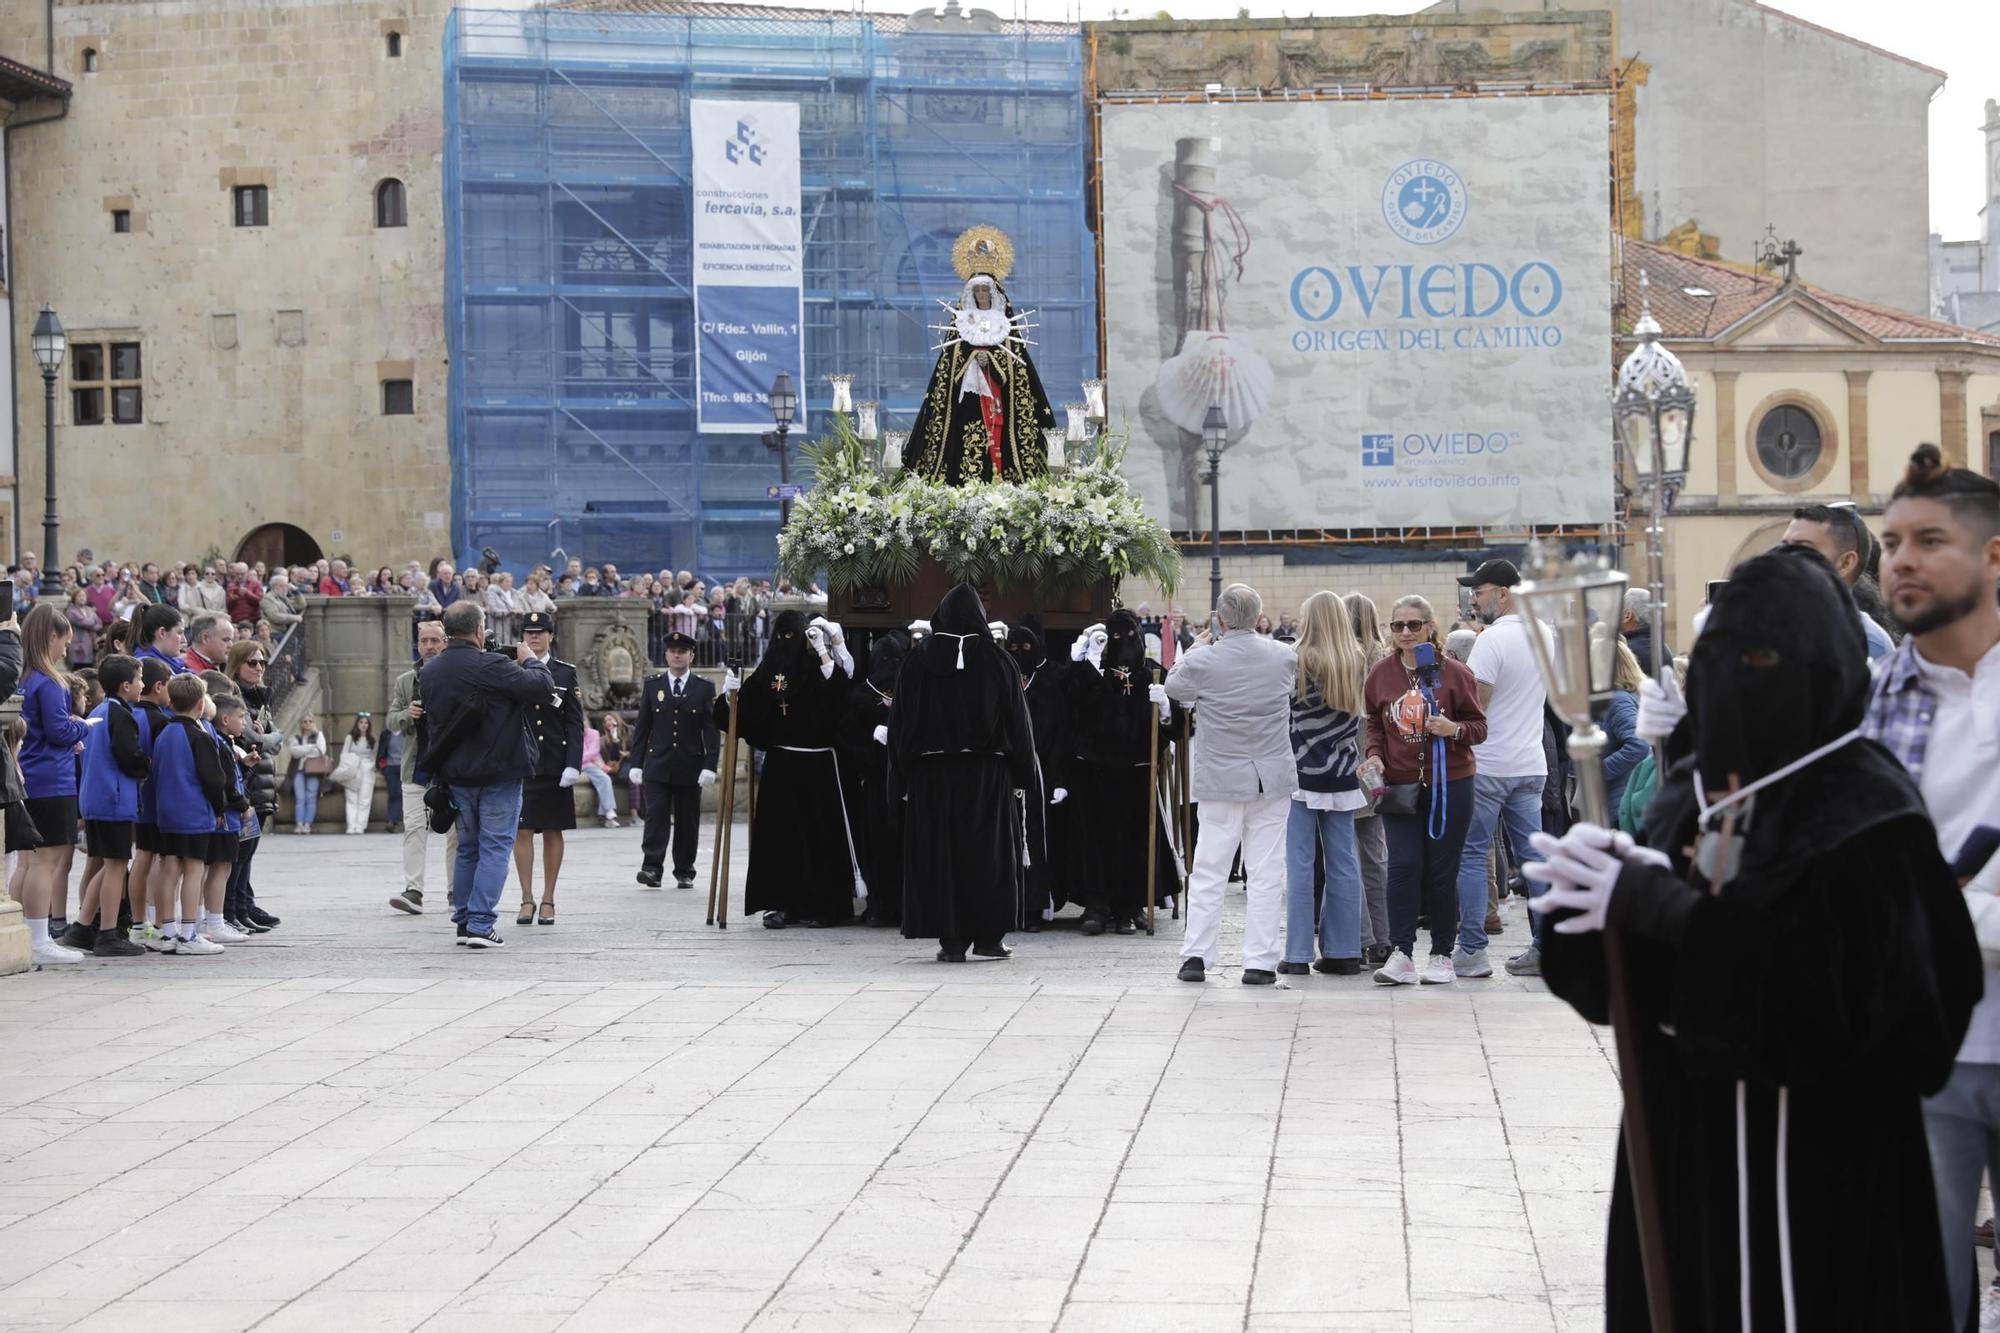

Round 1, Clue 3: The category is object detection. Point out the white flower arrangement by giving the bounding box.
[777,416,1180,597]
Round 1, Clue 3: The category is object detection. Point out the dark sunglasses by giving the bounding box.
[244,658,268,667]
[1388,620,1431,633]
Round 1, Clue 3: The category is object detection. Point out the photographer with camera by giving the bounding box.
[1361,594,1487,986]
[415,600,555,948]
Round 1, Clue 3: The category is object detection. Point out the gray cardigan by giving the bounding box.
[1163,630,1299,802]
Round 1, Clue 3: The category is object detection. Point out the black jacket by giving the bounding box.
[523,656,584,778]
[0,629,22,806]
[629,670,720,785]
[415,639,555,786]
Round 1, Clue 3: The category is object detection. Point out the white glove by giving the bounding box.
[831,643,855,678]
[1070,635,1090,662]
[559,767,581,788]
[1148,682,1171,722]
[1085,628,1108,672]
[987,620,1009,642]
[1051,787,1068,805]
[872,724,889,746]
[1635,673,1686,744]
[628,768,643,787]
[723,670,741,696]
[1523,823,1672,935]
[84,715,106,728]
[697,769,716,788]
[819,658,836,680]
[907,619,931,642]
[806,626,828,655]
[820,619,845,648]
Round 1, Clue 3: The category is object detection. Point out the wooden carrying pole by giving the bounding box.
[1145,668,1162,936]
[706,674,743,929]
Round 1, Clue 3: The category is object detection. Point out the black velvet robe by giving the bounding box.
[720,621,861,924]
[890,587,1036,947]
[838,641,906,928]
[1064,645,1180,922]
[904,286,1056,485]
[1018,665,1074,918]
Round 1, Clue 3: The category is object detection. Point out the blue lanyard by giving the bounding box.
[1417,672,1450,840]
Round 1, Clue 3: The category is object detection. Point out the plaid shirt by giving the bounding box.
[1860,638,1939,781]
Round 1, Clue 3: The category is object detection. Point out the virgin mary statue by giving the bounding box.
[904,226,1057,485]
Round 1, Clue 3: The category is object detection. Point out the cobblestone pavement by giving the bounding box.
[0,824,1618,1333]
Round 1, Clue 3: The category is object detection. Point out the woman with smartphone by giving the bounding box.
[1360,595,1486,986]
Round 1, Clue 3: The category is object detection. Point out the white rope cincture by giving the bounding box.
[936,631,978,670]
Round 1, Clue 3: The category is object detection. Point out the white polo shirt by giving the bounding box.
[1464,613,1552,779]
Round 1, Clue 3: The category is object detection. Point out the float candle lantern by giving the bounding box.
[1064,402,1087,443]
[827,374,854,415]
[1042,427,1067,471]
[856,401,879,441]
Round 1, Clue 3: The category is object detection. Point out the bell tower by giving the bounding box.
[1985,98,2000,289]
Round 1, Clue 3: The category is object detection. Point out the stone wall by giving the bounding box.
[1120,554,1472,636]
[0,0,454,568]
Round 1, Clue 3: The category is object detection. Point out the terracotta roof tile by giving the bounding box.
[0,53,71,102]
[1617,238,2000,349]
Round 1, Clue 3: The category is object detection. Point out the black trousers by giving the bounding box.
[1382,776,1473,959]
[224,835,261,918]
[641,779,702,879]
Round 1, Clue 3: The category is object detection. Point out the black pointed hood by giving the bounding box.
[868,631,909,693]
[1103,609,1145,674]
[1006,618,1046,677]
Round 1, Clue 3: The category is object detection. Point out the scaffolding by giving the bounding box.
[444,8,1097,578]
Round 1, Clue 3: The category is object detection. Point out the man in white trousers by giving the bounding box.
[387,620,457,915]
[1164,583,1298,985]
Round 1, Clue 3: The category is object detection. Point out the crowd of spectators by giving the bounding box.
[7,549,828,671]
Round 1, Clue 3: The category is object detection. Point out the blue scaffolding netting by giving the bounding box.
[443,7,1098,579]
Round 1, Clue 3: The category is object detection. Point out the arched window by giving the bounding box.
[386,31,402,58]
[82,48,98,73]
[374,178,407,229]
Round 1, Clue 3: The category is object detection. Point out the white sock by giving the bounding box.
[144,905,157,926]
[27,916,49,945]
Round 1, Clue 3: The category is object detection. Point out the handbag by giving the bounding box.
[1375,782,1423,817]
[301,750,331,778]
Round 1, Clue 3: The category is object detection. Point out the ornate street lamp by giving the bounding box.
[764,370,798,526]
[1513,540,1678,1333]
[1202,403,1227,612]
[30,308,65,598]
[1613,270,1697,685]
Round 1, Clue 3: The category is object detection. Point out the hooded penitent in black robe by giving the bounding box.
[1007,618,1073,922]
[1543,547,1980,1333]
[904,277,1057,485]
[890,585,1036,951]
[839,632,908,928]
[719,610,864,926]
[1064,610,1181,929]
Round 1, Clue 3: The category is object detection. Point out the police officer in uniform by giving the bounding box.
[629,630,720,888]
[513,609,584,925]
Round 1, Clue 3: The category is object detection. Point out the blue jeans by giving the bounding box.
[292,771,321,827]
[1454,772,1544,954]
[447,780,524,934]
[1284,801,1361,964]
[1925,1061,2000,1324]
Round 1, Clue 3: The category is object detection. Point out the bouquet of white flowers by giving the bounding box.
[778,415,1180,598]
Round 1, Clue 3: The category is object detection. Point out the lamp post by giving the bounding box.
[763,370,797,527]
[1514,540,1677,1333]
[1202,404,1226,612]
[30,308,65,599]
[1613,271,1697,686]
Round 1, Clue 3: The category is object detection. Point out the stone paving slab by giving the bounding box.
[0,823,1617,1332]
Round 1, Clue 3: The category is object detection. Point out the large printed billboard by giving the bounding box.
[1099,96,1613,530]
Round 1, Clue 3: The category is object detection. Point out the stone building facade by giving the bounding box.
[0,0,455,570]
[1620,238,2000,645]
[1932,98,2000,336]
[1427,0,1942,316]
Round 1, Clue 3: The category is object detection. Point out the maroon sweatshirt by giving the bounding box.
[1362,652,1488,786]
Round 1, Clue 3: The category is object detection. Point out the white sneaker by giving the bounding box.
[176,934,225,957]
[1452,946,1492,978]
[202,919,250,944]
[1374,951,1418,986]
[135,924,169,952]
[1980,1284,2000,1332]
[1421,954,1456,985]
[30,938,84,966]
[603,815,620,828]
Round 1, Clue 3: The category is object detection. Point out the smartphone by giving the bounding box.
[1412,642,1438,672]
[1954,825,2000,881]
[0,578,14,624]
[1705,578,1728,604]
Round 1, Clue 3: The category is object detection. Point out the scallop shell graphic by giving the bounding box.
[1152,329,1273,436]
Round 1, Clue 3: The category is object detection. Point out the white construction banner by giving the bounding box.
[1099,96,1613,529]
[691,98,804,434]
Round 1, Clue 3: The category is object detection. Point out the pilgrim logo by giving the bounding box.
[1382,160,1468,245]
[724,119,767,167]
[1361,433,1397,467]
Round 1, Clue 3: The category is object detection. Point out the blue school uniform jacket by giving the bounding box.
[18,670,89,798]
[213,726,245,835]
[79,698,151,822]
[152,715,229,836]
[134,701,170,825]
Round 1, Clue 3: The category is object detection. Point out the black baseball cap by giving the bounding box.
[663,631,696,651]
[1456,558,1522,589]
[521,610,556,634]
